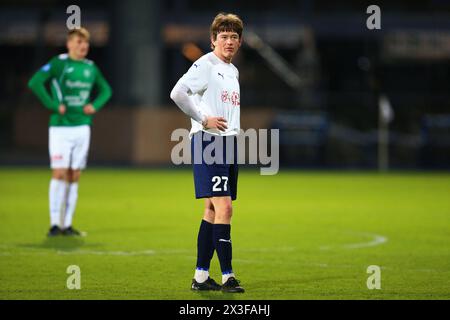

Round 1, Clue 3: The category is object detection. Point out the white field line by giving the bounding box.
[0,244,190,256]
[1,243,444,274]
[54,247,296,256]
[56,249,156,256]
[0,245,294,257]
[320,232,388,251]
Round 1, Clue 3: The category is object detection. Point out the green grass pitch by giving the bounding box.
[0,168,449,299]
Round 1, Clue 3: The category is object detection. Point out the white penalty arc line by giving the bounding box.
[320,232,388,251]
[343,233,388,249]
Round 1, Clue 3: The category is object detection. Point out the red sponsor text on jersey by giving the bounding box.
[221,90,240,106]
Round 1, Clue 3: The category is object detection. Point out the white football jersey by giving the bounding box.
[178,52,240,137]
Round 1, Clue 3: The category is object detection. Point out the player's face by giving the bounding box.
[67,35,89,60]
[212,31,241,63]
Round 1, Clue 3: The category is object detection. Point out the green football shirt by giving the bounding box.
[28,53,112,126]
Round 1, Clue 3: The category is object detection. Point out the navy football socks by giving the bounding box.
[213,223,233,275]
[196,219,215,271]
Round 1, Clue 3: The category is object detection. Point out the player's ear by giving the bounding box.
[66,36,74,51]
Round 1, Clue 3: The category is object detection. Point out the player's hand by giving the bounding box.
[58,104,66,115]
[83,104,96,115]
[203,116,228,131]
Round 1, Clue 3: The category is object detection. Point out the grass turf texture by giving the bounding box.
[0,168,449,300]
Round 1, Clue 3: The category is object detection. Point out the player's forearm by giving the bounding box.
[92,78,112,110]
[28,73,59,111]
[170,82,206,123]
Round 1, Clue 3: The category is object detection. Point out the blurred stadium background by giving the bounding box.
[1,0,449,169]
[1,0,450,300]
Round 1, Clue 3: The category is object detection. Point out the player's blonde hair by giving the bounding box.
[67,27,90,41]
[210,12,243,49]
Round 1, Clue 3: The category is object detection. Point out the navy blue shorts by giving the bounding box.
[191,131,239,200]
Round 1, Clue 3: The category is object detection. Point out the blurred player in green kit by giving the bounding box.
[28,27,112,236]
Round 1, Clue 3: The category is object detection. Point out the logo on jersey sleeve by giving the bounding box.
[41,64,51,72]
[190,63,201,72]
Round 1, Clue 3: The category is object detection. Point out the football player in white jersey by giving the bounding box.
[170,13,245,293]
